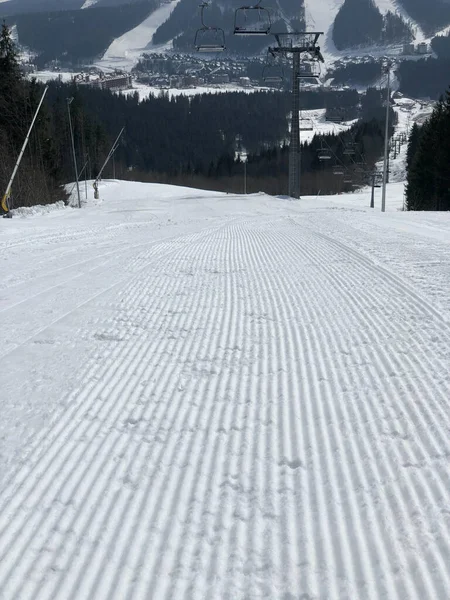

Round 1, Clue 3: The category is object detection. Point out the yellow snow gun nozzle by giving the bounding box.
[1,191,10,213]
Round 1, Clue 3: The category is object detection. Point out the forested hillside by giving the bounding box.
[406,89,450,210]
[0,0,84,18]
[398,58,450,99]
[396,0,450,34]
[0,23,73,210]
[332,0,413,50]
[5,0,158,66]
[431,31,450,58]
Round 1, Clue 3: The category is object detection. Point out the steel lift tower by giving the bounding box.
[269,32,324,198]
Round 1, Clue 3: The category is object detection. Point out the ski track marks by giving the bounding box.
[0,212,449,599]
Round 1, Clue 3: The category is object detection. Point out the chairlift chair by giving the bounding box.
[343,142,356,156]
[317,142,332,161]
[333,165,345,176]
[298,60,320,79]
[234,0,271,35]
[299,118,314,132]
[194,3,226,52]
[262,62,283,84]
[326,113,344,123]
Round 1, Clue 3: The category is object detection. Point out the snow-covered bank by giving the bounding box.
[11,201,68,218]
[0,180,449,599]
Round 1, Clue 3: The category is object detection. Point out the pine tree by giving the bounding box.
[0,21,21,86]
[382,11,414,44]
[406,93,450,211]
[405,122,421,172]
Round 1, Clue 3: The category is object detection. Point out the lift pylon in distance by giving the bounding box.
[234,0,271,35]
[194,2,226,52]
[268,31,324,199]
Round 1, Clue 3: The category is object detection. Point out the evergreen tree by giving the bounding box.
[405,122,421,172]
[0,21,24,146]
[406,92,450,211]
[0,21,21,85]
[382,11,414,44]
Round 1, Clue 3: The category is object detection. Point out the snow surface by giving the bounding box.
[0,179,449,599]
[122,82,271,100]
[297,107,357,144]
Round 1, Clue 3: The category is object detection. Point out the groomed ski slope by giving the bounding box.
[97,0,182,72]
[0,181,449,599]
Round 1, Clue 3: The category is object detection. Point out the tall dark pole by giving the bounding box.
[381,66,390,213]
[67,98,81,209]
[289,52,301,199]
[371,173,375,208]
[269,32,323,199]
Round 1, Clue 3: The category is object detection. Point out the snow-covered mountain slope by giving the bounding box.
[382,96,434,182]
[304,0,426,64]
[96,0,181,71]
[0,179,449,599]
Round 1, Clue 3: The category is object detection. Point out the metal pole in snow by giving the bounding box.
[85,156,88,200]
[244,160,247,195]
[371,173,375,208]
[95,127,125,184]
[381,66,390,213]
[1,86,48,215]
[67,97,81,209]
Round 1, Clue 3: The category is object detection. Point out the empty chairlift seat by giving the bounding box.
[299,118,314,131]
[343,142,356,155]
[262,63,283,84]
[234,1,271,35]
[194,3,226,52]
[317,147,332,160]
[298,60,320,79]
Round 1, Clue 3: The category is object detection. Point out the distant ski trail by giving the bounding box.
[0,214,449,599]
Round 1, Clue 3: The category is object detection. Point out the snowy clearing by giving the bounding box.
[120,82,269,100]
[297,108,357,144]
[0,180,449,599]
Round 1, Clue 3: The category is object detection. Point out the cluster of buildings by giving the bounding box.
[136,72,252,89]
[402,42,430,56]
[73,71,132,91]
[133,52,259,89]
